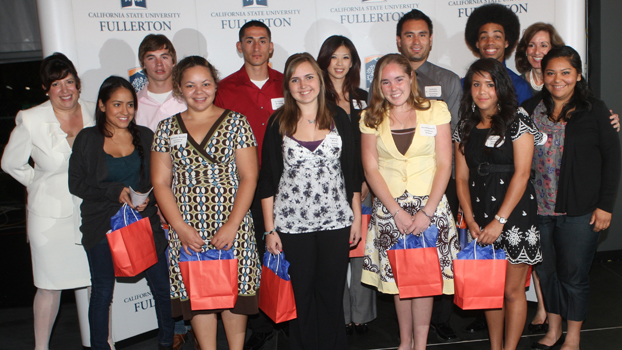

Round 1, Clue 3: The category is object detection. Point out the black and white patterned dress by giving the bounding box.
[453,108,543,265]
[274,127,354,233]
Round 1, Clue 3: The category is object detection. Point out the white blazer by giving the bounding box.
[1,99,96,218]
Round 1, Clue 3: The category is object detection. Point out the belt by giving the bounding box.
[475,162,515,176]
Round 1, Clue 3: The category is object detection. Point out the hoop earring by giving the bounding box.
[471,101,476,113]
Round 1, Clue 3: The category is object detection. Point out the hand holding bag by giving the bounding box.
[178,248,238,311]
[387,225,443,299]
[453,239,507,310]
[350,204,372,258]
[106,203,157,277]
[258,252,297,323]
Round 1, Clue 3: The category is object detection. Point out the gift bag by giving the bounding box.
[258,252,297,323]
[453,239,507,310]
[387,225,443,299]
[179,249,238,311]
[106,204,157,277]
[350,204,372,258]
[456,207,469,250]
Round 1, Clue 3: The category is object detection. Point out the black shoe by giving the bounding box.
[430,323,459,342]
[531,336,564,350]
[465,317,487,333]
[346,323,354,335]
[244,331,274,350]
[354,323,369,334]
[528,322,549,334]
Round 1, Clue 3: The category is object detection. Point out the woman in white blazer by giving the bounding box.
[1,53,93,350]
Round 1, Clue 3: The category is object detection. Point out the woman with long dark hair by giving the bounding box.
[259,52,361,350]
[454,58,543,350]
[69,76,174,350]
[317,35,376,334]
[525,46,621,350]
[360,53,457,350]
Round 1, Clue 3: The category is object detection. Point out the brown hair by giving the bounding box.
[138,34,177,68]
[273,53,332,136]
[364,54,429,129]
[172,56,220,98]
[40,52,81,92]
[515,22,565,74]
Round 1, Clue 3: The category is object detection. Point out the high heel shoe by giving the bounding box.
[528,317,549,334]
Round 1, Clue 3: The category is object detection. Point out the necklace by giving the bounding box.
[304,117,316,124]
[529,70,543,91]
[391,109,412,128]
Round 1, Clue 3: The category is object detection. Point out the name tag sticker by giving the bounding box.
[425,85,442,98]
[485,135,505,148]
[271,97,285,110]
[326,133,341,148]
[419,124,437,137]
[170,134,188,148]
[354,99,367,110]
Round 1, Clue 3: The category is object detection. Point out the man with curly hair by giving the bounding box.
[464,4,532,104]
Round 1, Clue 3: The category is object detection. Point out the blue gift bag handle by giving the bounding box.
[473,238,498,260]
[267,253,281,274]
[122,203,140,226]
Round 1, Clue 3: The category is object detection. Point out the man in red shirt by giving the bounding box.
[214,20,284,350]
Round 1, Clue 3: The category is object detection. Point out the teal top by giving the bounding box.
[105,149,140,190]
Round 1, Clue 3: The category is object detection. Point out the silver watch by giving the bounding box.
[494,214,507,224]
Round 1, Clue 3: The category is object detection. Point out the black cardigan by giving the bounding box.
[257,104,362,205]
[522,96,621,215]
[68,126,166,252]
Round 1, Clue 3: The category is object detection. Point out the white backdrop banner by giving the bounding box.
[37,0,582,342]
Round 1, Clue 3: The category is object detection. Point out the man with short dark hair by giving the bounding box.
[464,3,532,104]
[214,20,284,350]
[396,9,463,343]
[135,34,187,131]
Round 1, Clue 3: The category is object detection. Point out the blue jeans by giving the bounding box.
[535,214,600,321]
[86,239,174,349]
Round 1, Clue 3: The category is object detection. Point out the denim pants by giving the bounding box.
[86,239,174,349]
[535,214,600,321]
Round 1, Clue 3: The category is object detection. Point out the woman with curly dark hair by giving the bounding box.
[69,76,174,350]
[453,58,543,350]
[525,46,621,350]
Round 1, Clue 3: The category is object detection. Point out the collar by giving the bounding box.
[232,65,281,88]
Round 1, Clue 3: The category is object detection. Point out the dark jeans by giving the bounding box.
[535,214,600,321]
[280,227,350,350]
[86,239,174,349]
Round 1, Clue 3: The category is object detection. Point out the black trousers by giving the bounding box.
[280,227,351,350]
[247,195,275,334]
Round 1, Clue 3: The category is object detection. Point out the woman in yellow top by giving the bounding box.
[360,54,458,350]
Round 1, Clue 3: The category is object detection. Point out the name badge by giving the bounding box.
[419,124,437,137]
[326,133,342,148]
[170,134,188,148]
[425,85,442,98]
[485,135,504,148]
[271,97,285,110]
[353,99,367,110]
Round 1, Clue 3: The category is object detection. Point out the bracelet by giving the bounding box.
[420,209,433,220]
[263,229,276,240]
[393,208,401,217]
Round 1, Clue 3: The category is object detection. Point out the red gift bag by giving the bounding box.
[179,250,238,311]
[453,243,507,310]
[387,229,443,299]
[349,214,370,258]
[258,254,297,323]
[107,214,157,277]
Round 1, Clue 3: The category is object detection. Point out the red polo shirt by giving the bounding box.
[215,66,284,164]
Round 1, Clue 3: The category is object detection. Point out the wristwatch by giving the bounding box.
[494,214,507,224]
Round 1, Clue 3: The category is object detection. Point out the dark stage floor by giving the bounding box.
[1,193,621,350]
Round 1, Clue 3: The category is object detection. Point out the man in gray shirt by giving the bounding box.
[396,9,463,342]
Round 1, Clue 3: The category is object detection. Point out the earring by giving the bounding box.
[45,93,49,97]
[471,101,476,112]
[497,103,501,112]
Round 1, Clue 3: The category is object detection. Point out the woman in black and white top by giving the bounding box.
[258,52,361,350]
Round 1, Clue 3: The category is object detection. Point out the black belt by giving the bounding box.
[475,162,515,176]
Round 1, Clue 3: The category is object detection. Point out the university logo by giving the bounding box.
[365,55,382,89]
[243,0,267,7]
[121,0,147,9]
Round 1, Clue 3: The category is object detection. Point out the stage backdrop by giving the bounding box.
[35,0,586,344]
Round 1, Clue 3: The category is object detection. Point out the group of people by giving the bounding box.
[2,4,620,350]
